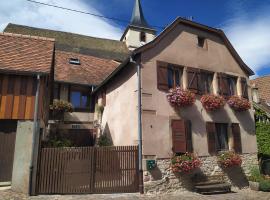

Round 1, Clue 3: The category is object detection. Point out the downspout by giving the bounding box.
[130,56,144,194]
[29,74,41,195]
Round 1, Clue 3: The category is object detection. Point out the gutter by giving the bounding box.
[29,74,41,195]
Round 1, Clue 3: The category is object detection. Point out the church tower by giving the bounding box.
[121,0,156,50]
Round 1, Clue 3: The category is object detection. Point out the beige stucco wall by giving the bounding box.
[140,23,257,158]
[122,27,156,50]
[98,64,139,146]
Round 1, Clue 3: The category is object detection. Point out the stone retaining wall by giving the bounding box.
[144,153,258,194]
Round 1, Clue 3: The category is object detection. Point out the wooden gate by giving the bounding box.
[36,146,139,194]
[0,132,16,182]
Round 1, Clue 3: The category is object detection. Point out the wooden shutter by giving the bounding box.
[102,90,106,106]
[231,123,242,153]
[206,122,217,155]
[218,73,228,96]
[172,119,188,153]
[157,62,168,91]
[187,67,200,94]
[185,120,193,152]
[241,78,249,99]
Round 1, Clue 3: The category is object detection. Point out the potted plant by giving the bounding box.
[217,151,242,169]
[227,96,251,111]
[171,153,201,174]
[167,87,195,108]
[200,94,225,111]
[50,99,73,120]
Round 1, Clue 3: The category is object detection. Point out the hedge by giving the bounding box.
[256,122,270,156]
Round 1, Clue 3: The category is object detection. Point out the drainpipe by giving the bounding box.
[29,74,41,195]
[130,56,144,194]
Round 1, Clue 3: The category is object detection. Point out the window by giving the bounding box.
[70,90,90,110]
[69,58,81,65]
[201,72,213,94]
[167,66,183,89]
[198,36,205,48]
[218,74,236,96]
[140,32,146,42]
[215,123,229,151]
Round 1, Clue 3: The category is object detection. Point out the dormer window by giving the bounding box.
[69,58,81,65]
[140,32,146,42]
[198,36,206,48]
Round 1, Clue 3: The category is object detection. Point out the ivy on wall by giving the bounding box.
[256,122,270,156]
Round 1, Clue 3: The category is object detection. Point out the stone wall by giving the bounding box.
[143,153,258,194]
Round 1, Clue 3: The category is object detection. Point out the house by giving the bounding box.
[0,32,54,193]
[4,24,126,146]
[251,75,270,121]
[2,0,258,194]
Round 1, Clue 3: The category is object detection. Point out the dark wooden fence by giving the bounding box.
[0,132,16,182]
[36,146,139,194]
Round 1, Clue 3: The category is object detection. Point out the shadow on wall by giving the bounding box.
[234,111,255,134]
[206,107,232,124]
[100,122,114,146]
[223,166,249,188]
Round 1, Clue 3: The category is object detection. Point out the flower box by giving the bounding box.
[167,87,195,108]
[217,151,242,169]
[227,96,251,111]
[171,153,201,173]
[50,99,73,120]
[200,94,225,111]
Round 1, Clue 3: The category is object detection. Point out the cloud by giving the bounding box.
[222,6,270,74]
[0,0,123,40]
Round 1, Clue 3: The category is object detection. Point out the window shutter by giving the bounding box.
[218,73,229,96]
[172,119,187,153]
[102,90,106,106]
[187,68,200,94]
[185,120,193,152]
[241,78,249,99]
[231,123,242,153]
[206,122,217,155]
[157,62,168,91]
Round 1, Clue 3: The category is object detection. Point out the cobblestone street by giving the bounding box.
[1,188,270,200]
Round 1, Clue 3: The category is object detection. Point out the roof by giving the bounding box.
[251,75,270,102]
[95,17,255,93]
[134,17,254,76]
[55,50,119,86]
[130,0,151,29]
[0,32,54,75]
[4,23,130,62]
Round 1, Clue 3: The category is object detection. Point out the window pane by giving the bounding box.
[168,68,174,89]
[175,69,180,87]
[216,124,229,151]
[71,91,81,108]
[81,95,90,108]
[228,78,236,96]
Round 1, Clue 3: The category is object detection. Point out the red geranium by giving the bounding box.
[171,153,201,173]
[167,87,195,108]
[227,96,251,111]
[201,94,225,111]
[218,151,242,168]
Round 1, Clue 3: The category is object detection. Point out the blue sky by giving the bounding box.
[0,0,270,77]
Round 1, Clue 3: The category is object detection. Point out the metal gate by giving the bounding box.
[36,146,139,194]
[0,132,16,182]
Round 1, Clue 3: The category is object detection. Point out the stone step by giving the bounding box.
[195,183,231,194]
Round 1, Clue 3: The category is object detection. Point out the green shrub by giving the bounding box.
[97,134,112,146]
[47,137,73,147]
[259,179,270,191]
[249,166,263,182]
[256,122,270,156]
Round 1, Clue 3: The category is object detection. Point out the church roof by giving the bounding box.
[4,23,130,62]
[130,0,151,29]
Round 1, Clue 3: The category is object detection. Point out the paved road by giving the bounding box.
[1,188,270,200]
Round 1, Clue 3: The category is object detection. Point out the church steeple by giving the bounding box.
[130,0,151,29]
[121,0,156,50]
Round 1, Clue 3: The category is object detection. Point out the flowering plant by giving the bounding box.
[227,96,251,111]
[167,87,195,108]
[200,94,225,111]
[217,151,242,168]
[171,153,201,173]
[50,99,73,120]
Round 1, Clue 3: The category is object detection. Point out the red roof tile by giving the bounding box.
[251,75,270,102]
[0,32,54,74]
[55,50,119,85]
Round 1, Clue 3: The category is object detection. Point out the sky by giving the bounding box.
[0,0,270,78]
